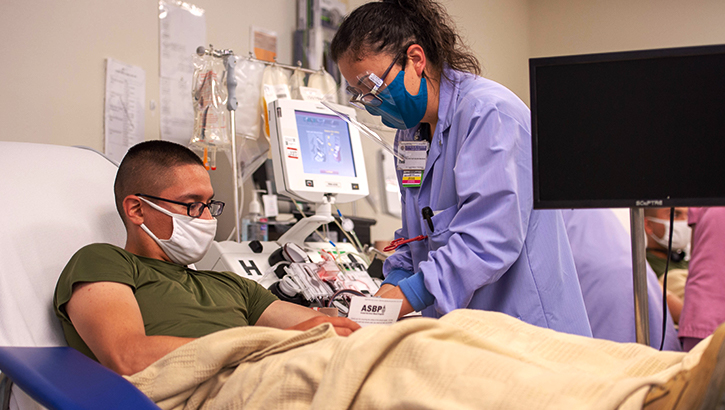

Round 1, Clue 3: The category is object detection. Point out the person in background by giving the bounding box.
[679,207,725,352]
[644,207,689,324]
[562,209,680,350]
[644,207,690,277]
[329,0,591,337]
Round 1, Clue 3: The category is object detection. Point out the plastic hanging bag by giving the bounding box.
[290,68,307,100]
[232,57,270,182]
[261,65,291,138]
[308,69,338,104]
[190,53,229,170]
[234,57,265,142]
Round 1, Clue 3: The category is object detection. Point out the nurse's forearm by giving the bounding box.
[378,286,415,317]
[375,284,395,297]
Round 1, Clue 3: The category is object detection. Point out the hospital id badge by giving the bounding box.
[397,141,428,171]
[402,170,423,188]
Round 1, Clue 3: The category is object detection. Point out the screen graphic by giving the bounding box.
[295,110,357,177]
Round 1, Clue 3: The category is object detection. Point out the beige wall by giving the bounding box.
[0,0,295,150]
[3,0,725,242]
[529,0,725,59]
[0,1,159,148]
[445,0,530,103]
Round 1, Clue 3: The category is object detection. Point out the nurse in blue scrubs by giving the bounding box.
[330,0,592,336]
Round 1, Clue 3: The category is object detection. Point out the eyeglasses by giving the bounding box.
[136,194,225,218]
[346,44,412,109]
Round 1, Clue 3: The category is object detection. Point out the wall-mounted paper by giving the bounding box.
[251,26,278,62]
[159,0,206,144]
[104,58,146,163]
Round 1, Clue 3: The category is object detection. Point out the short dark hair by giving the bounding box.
[114,140,204,224]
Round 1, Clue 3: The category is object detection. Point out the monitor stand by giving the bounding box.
[629,208,650,346]
[276,195,335,247]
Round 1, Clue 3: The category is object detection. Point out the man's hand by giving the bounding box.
[256,300,361,336]
[285,316,361,336]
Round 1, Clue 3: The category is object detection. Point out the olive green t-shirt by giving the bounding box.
[646,250,689,278]
[54,243,278,360]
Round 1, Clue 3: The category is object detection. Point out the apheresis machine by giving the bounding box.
[197,99,381,313]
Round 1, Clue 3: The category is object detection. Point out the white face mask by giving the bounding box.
[647,217,691,251]
[139,197,217,266]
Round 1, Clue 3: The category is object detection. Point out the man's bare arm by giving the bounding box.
[66,281,195,376]
[255,300,361,336]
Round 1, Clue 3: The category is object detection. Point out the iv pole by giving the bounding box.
[195,46,335,244]
[630,208,650,345]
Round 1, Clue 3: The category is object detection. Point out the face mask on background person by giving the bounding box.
[139,197,217,266]
[647,217,692,251]
[365,70,428,130]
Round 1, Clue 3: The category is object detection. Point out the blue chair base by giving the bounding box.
[0,346,159,410]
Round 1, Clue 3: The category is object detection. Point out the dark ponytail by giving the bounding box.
[330,0,481,77]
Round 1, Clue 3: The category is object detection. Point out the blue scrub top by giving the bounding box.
[562,209,681,350]
[383,68,592,337]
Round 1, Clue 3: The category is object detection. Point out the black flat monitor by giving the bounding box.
[530,44,725,209]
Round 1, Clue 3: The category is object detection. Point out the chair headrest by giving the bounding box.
[0,142,126,347]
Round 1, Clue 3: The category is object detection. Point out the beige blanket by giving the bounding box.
[126,309,708,410]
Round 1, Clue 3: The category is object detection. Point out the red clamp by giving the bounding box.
[383,235,428,252]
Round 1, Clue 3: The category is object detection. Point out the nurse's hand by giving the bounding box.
[374,284,395,297]
[376,286,415,318]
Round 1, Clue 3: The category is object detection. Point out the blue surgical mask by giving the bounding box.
[365,71,428,130]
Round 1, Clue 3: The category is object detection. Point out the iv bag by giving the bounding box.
[234,57,265,141]
[233,57,270,182]
[261,65,291,138]
[262,64,291,104]
[290,69,307,100]
[308,70,338,104]
[190,54,230,169]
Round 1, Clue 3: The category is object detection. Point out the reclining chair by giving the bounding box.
[0,142,159,410]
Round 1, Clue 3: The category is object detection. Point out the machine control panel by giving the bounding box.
[197,240,381,310]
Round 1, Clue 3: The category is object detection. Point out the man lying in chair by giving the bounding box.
[54,140,725,409]
[53,140,360,376]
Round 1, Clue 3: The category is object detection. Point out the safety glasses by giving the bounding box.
[346,45,412,109]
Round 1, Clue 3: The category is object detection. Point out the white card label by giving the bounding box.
[299,86,325,101]
[263,84,277,103]
[262,194,278,218]
[347,297,402,327]
[396,141,428,170]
